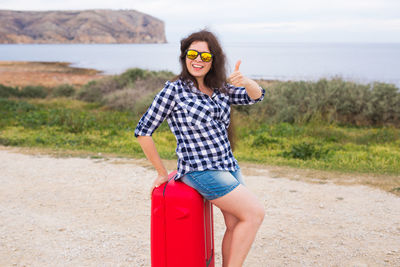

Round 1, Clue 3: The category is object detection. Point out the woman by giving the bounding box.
[135,30,265,267]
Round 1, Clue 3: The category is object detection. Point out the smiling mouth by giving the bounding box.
[192,64,204,70]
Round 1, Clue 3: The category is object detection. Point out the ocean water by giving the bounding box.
[0,42,399,87]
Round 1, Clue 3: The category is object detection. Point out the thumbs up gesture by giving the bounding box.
[228,60,248,88]
[228,60,263,100]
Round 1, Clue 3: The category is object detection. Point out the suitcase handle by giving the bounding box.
[205,200,214,267]
[162,171,177,196]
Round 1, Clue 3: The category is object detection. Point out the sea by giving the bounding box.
[0,42,399,87]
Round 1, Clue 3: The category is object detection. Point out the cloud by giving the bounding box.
[217,18,400,33]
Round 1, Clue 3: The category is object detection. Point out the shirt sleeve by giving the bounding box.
[134,81,176,137]
[226,83,265,105]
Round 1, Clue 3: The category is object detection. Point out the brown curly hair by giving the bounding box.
[178,30,227,92]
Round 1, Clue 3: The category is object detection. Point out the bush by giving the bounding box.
[242,78,400,127]
[251,134,280,148]
[77,68,175,116]
[77,80,106,103]
[118,68,150,87]
[19,85,48,98]
[367,82,400,125]
[118,68,174,88]
[0,84,19,98]
[52,84,75,97]
[282,142,331,160]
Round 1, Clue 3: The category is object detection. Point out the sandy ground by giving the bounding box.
[0,61,104,87]
[0,147,399,267]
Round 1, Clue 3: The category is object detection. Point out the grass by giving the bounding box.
[1,97,399,194]
[236,124,400,174]
[235,121,400,195]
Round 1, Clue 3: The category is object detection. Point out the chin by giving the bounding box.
[189,69,209,79]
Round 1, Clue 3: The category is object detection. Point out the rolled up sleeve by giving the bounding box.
[134,81,176,137]
[226,83,265,105]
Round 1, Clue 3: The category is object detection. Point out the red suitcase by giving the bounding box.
[151,171,215,267]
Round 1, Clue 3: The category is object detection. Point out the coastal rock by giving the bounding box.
[0,9,167,44]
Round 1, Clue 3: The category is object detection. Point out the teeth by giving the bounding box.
[193,64,203,68]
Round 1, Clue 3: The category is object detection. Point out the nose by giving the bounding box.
[193,54,202,61]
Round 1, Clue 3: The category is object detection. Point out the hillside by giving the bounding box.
[0,9,166,44]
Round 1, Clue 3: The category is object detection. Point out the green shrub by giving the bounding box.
[118,68,174,87]
[242,78,400,127]
[282,142,331,160]
[76,80,105,103]
[0,98,36,113]
[0,136,23,146]
[19,85,48,98]
[270,123,304,137]
[367,82,400,125]
[251,134,280,148]
[119,68,150,87]
[52,84,75,97]
[0,84,19,98]
[77,69,174,106]
[104,88,158,114]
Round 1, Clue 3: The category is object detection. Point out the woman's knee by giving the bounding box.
[256,205,266,225]
[234,201,265,227]
[248,203,265,226]
[211,184,265,226]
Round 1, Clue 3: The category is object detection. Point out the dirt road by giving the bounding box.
[0,148,399,266]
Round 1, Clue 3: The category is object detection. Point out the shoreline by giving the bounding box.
[0,60,281,89]
[2,41,400,89]
[1,60,398,90]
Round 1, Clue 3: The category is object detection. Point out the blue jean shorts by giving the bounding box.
[180,169,245,200]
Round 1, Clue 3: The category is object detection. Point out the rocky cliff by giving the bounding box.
[0,9,167,44]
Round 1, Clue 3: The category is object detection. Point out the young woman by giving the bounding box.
[135,30,265,267]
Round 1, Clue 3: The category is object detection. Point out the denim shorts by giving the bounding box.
[180,169,245,200]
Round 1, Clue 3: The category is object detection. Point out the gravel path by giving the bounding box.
[0,148,399,267]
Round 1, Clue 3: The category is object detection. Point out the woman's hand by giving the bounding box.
[228,60,249,88]
[150,173,169,196]
[228,60,263,100]
[136,136,170,197]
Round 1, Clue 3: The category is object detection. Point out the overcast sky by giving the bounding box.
[1,0,400,43]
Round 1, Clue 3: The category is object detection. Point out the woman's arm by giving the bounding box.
[242,78,262,100]
[134,82,177,193]
[137,136,169,192]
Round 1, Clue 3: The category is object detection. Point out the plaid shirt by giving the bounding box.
[134,78,265,180]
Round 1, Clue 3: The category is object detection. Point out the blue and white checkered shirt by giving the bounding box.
[134,78,265,180]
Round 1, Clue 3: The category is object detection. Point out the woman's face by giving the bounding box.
[185,41,213,82]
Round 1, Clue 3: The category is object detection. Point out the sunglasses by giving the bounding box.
[186,49,213,62]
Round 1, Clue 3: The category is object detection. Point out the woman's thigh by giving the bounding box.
[180,169,244,201]
[210,184,265,222]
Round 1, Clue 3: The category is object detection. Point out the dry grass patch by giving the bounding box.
[0,61,104,87]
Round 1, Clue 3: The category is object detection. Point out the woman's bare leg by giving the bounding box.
[211,184,265,267]
[221,211,239,267]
